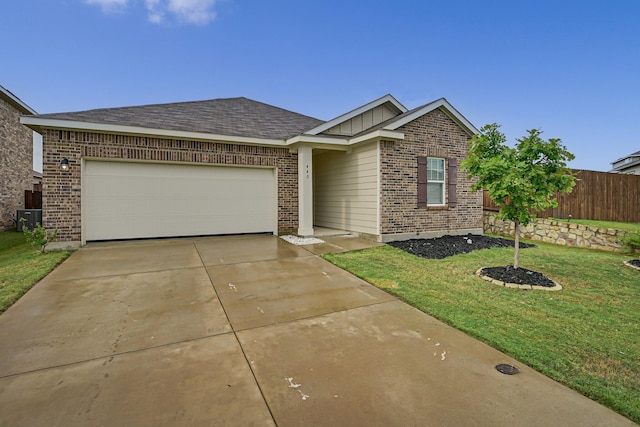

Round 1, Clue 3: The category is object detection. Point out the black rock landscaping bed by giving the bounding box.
[389,234,561,288]
[625,259,640,270]
[389,234,536,260]
[480,266,556,287]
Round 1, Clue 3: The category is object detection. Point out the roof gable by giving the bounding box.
[611,150,640,171]
[305,94,407,136]
[0,84,36,115]
[380,98,479,136]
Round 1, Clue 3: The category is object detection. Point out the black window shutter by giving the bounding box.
[448,158,458,208]
[417,156,427,208]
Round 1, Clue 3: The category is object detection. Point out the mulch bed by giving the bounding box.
[625,259,640,270]
[479,266,556,287]
[389,234,559,288]
[389,234,536,260]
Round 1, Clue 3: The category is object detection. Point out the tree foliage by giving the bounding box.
[461,123,576,268]
[20,219,58,253]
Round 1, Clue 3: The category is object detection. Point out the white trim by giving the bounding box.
[286,129,405,151]
[286,134,350,146]
[427,157,446,207]
[376,140,381,236]
[81,157,86,246]
[0,85,37,115]
[297,146,314,236]
[348,129,404,145]
[20,117,287,146]
[304,94,407,135]
[384,98,479,135]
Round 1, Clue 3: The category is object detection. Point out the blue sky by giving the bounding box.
[3,0,639,172]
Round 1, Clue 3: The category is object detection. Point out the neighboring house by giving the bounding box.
[0,85,36,230]
[611,150,640,175]
[21,94,483,249]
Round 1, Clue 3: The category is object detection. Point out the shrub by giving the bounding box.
[623,232,640,254]
[19,219,58,253]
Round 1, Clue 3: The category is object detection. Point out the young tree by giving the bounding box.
[461,123,576,268]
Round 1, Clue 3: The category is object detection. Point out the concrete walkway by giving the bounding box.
[0,235,635,426]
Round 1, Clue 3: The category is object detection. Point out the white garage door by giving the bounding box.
[84,161,277,241]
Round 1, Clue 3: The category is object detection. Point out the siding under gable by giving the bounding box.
[313,142,379,234]
[323,104,399,136]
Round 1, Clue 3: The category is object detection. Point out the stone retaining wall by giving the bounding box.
[483,212,627,252]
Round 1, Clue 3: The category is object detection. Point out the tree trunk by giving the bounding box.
[514,218,520,269]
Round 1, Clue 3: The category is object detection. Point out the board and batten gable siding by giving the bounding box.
[379,108,482,240]
[323,104,398,136]
[313,141,379,234]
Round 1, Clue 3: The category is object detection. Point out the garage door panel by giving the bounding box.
[84,161,276,241]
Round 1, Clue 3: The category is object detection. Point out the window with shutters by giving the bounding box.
[417,156,458,208]
[427,157,445,206]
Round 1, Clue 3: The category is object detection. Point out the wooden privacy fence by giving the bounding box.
[483,169,640,223]
[24,190,42,210]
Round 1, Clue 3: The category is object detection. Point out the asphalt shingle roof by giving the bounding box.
[34,97,324,140]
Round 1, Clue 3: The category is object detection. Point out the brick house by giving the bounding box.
[21,94,482,249]
[1,85,36,230]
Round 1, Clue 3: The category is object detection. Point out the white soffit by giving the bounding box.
[304,94,407,136]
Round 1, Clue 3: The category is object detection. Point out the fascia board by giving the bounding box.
[19,117,287,146]
[612,155,640,167]
[304,94,407,135]
[348,129,404,145]
[383,98,480,135]
[286,134,350,146]
[1,86,37,115]
[613,158,640,171]
[287,130,403,148]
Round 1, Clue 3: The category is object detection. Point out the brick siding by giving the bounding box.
[41,129,298,242]
[380,108,482,236]
[0,98,33,229]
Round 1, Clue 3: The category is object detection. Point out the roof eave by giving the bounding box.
[0,85,37,115]
[286,129,404,152]
[19,116,288,146]
[304,94,407,135]
[383,98,479,136]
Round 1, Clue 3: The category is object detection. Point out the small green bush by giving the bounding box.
[19,219,58,253]
[623,232,640,254]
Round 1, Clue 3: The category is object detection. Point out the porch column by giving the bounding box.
[297,145,314,236]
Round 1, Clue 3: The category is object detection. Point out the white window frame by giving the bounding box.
[427,157,446,206]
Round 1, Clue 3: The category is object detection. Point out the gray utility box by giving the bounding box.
[16,209,42,232]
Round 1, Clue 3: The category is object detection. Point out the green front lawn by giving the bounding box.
[325,240,640,424]
[550,218,640,233]
[0,231,73,313]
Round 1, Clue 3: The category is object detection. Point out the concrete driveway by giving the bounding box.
[0,235,634,426]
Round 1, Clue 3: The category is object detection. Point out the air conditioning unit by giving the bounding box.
[16,209,42,232]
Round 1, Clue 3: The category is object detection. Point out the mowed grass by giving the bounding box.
[325,240,640,423]
[550,218,640,233]
[0,231,73,313]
